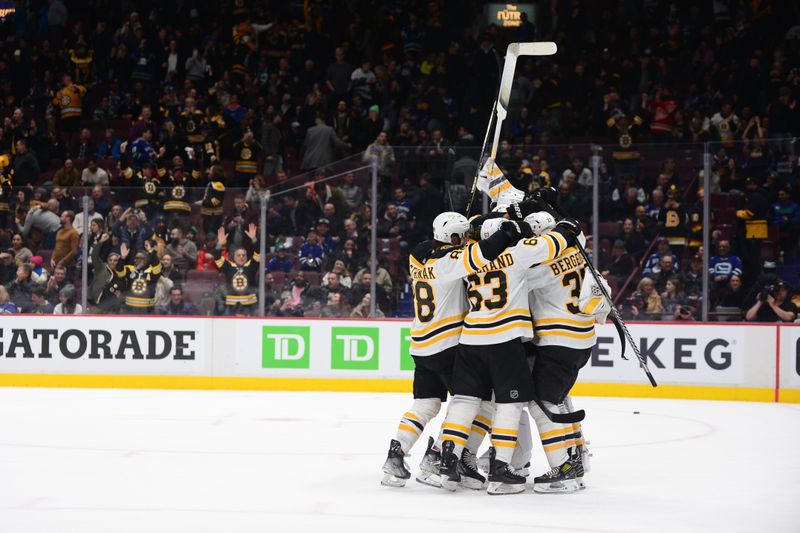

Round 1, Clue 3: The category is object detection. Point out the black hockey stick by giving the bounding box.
[531,393,585,424]
[540,199,657,387]
[465,101,497,217]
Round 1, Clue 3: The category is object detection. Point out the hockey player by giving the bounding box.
[382,212,510,489]
[522,210,610,493]
[437,215,581,495]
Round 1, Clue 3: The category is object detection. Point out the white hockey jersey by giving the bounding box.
[459,231,569,346]
[526,233,597,349]
[409,241,490,356]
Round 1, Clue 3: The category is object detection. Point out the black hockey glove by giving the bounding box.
[552,218,581,247]
[530,186,558,207]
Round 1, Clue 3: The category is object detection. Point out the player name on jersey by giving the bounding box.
[474,252,514,273]
[548,248,584,276]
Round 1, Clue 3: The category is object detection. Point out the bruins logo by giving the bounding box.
[172,185,186,199]
[131,278,148,295]
[240,147,252,159]
[232,272,248,292]
[619,133,632,149]
[144,180,157,194]
[60,95,72,106]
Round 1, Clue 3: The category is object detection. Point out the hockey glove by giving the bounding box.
[530,186,559,207]
[552,218,581,247]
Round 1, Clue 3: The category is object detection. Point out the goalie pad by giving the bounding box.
[578,272,612,324]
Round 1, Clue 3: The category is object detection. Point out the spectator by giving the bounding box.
[88,233,122,313]
[53,159,80,187]
[113,209,153,265]
[266,243,294,273]
[81,159,110,186]
[718,274,746,310]
[682,254,705,299]
[17,201,61,243]
[97,129,122,160]
[350,293,384,318]
[29,286,54,314]
[73,199,104,236]
[51,211,80,272]
[651,255,678,294]
[660,276,684,316]
[45,265,69,301]
[745,281,797,322]
[29,256,49,285]
[71,128,96,160]
[10,234,32,265]
[563,157,593,189]
[153,270,175,311]
[53,285,82,315]
[301,114,350,171]
[324,272,352,305]
[298,231,325,271]
[325,48,352,103]
[6,263,33,312]
[772,188,800,251]
[657,185,688,251]
[620,217,646,258]
[158,286,197,315]
[643,238,679,277]
[159,254,182,283]
[377,203,409,238]
[709,240,744,289]
[340,172,364,211]
[0,285,17,313]
[355,258,393,295]
[323,259,352,288]
[165,227,197,272]
[11,139,41,187]
[636,277,664,317]
[321,292,350,318]
[363,131,395,177]
[602,239,634,286]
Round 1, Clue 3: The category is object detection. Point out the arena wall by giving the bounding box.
[0,316,796,403]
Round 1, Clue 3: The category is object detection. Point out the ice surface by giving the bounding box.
[0,388,798,533]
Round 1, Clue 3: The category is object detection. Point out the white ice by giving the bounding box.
[0,388,798,533]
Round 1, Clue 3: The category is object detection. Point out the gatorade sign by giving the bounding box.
[262,326,310,369]
[331,327,379,370]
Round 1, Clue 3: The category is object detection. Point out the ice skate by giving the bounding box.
[437,440,460,492]
[381,439,410,487]
[533,448,581,494]
[487,447,526,495]
[457,448,487,490]
[415,437,441,488]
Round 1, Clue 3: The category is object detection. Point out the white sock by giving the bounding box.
[465,400,495,455]
[491,402,524,464]
[441,395,482,457]
[395,398,441,454]
[529,400,578,467]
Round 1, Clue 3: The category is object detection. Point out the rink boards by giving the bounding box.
[0,315,797,403]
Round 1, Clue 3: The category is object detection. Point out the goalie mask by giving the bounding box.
[432,211,470,244]
[524,211,556,236]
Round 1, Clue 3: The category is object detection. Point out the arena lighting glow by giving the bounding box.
[485,3,535,28]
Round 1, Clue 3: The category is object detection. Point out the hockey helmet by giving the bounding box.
[524,211,556,236]
[432,211,470,244]
[480,217,507,241]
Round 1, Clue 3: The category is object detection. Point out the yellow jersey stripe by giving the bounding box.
[583,296,603,315]
[410,328,462,349]
[539,426,576,439]
[412,314,465,336]
[474,415,492,426]
[409,255,424,269]
[491,428,519,435]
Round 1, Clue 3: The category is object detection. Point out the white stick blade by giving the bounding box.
[513,42,558,57]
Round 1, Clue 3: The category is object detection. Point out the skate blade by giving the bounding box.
[415,471,442,488]
[381,474,407,488]
[458,476,487,490]
[487,482,526,495]
[533,479,580,494]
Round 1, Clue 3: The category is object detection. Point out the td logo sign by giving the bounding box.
[262,326,310,368]
[331,327,379,370]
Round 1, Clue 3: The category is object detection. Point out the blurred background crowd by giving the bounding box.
[1,0,800,322]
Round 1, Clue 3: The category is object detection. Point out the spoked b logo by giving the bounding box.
[262,326,310,368]
[331,327,379,370]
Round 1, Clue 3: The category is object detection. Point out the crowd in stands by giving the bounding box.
[0,1,799,321]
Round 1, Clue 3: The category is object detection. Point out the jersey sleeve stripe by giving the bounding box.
[466,245,479,272]
[550,234,562,258]
[552,231,568,251]
[543,234,556,259]
[583,296,603,315]
[470,243,487,269]
[409,255,425,270]
[410,328,462,349]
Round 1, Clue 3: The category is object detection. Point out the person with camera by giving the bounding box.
[745,281,797,322]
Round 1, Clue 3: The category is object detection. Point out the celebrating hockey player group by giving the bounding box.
[381,158,612,495]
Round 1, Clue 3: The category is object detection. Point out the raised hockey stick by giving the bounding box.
[466,42,558,217]
[465,100,497,217]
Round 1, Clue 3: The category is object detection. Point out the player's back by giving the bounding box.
[409,241,470,356]
[527,234,596,349]
[460,232,568,346]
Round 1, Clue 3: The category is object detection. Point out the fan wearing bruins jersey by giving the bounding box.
[438,216,581,495]
[382,212,512,490]
[521,210,611,494]
[178,98,208,150]
[200,167,226,234]
[215,223,260,316]
[116,240,162,314]
[126,163,163,221]
[163,164,196,230]
[233,131,262,188]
